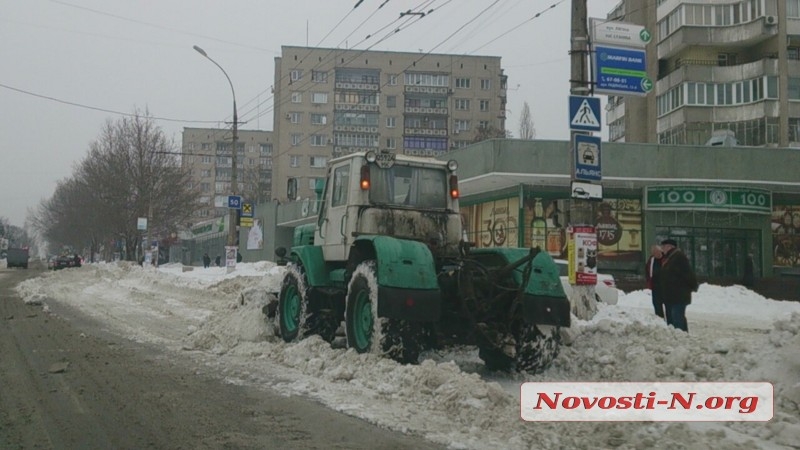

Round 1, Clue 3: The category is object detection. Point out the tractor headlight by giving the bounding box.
[447,159,458,172]
[365,151,377,163]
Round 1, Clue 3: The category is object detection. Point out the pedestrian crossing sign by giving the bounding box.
[569,95,601,132]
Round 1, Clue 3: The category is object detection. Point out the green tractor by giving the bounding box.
[274,151,570,372]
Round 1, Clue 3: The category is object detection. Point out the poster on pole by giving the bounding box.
[225,246,237,269]
[568,226,598,285]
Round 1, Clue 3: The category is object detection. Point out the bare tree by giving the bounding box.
[32,111,200,261]
[518,101,536,140]
[470,124,511,144]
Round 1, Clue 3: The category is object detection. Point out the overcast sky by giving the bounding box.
[1,0,620,228]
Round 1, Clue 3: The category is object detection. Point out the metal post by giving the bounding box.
[570,0,597,319]
[194,45,239,264]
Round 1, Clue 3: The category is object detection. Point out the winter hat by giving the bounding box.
[661,238,678,247]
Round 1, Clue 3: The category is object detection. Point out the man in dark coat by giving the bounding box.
[645,245,665,319]
[202,253,211,269]
[658,239,698,332]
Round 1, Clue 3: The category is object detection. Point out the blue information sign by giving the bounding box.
[594,45,652,96]
[573,134,602,182]
[227,195,242,209]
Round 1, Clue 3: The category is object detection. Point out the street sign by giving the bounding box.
[591,18,651,48]
[573,134,602,182]
[137,217,147,231]
[227,195,242,209]
[571,180,603,201]
[594,45,652,96]
[241,203,253,218]
[569,96,601,132]
[240,217,254,227]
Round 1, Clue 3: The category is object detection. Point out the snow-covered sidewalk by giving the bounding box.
[15,261,800,449]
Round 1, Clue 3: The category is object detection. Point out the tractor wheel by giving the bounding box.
[515,325,560,374]
[278,264,339,343]
[345,261,420,364]
[278,264,309,342]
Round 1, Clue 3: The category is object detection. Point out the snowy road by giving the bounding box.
[15,261,800,449]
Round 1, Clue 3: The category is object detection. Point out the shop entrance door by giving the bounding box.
[656,227,761,280]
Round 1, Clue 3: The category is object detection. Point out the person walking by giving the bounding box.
[658,239,698,332]
[202,253,211,269]
[645,244,665,319]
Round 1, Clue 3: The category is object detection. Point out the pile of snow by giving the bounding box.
[14,262,800,449]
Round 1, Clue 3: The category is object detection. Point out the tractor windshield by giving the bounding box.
[369,164,448,209]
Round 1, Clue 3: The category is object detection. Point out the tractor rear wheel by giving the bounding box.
[345,260,420,364]
[514,325,560,374]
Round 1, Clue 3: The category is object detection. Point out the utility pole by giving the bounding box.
[194,45,240,268]
[569,0,598,319]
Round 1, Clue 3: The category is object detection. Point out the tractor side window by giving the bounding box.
[331,164,350,207]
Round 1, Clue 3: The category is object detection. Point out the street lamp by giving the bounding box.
[193,45,239,259]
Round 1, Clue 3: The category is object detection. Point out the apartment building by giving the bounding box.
[272,45,507,201]
[181,127,274,219]
[606,0,800,147]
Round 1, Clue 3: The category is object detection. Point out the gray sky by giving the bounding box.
[1,0,619,228]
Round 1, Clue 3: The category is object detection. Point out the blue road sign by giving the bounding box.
[227,195,242,209]
[241,202,253,217]
[574,134,602,182]
[594,45,652,96]
[569,95,601,132]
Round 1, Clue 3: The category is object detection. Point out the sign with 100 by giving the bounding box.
[645,186,771,214]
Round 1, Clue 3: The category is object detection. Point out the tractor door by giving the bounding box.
[317,161,351,261]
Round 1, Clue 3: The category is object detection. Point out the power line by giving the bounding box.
[469,0,566,55]
[0,82,221,124]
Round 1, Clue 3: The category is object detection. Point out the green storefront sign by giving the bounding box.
[645,186,771,214]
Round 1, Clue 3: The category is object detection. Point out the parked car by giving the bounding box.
[554,259,618,305]
[52,254,82,270]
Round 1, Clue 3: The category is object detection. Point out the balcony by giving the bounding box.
[403,85,450,95]
[334,103,379,113]
[333,125,380,133]
[658,18,777,60]
[333,145,378,156]
[403,127,448,137]
[404,106,448,115]
[658,57,779,90]
[334,81,380,91]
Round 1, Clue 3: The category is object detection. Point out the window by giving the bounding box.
[290,155,301,167]
[310,156,327,168]
[387,95,397,108]
[291,92,302,103]
[291,134,302,146]
[200,182,210,192]
[260,144,273,155]
[478,120,490,129]
[311,113,327,125]
[480,79,491,90]
[479,100,490,111]
[312,92,328,104]
[789,77,800,100]
[260,157,272,168]
[311,70,328,83]
[290,70,302,81]
[455,78,471,89]
[201,143,211,151]
[201,155,212,164]
[331,164,350,207]
[386,137,396,149]
[790,0,800,18]
[310,135,327,147]
[454,119,470,131]
[289,112,302,124]
[388,74,398,85]
[386,116,396,128]
[201,169,211,178]
[455,99,470,110]
[368,165,447,209]
[308,178,323,190]
[404,72,450,87]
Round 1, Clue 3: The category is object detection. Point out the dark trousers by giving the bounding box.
[652,297,665,319]
[665,303,688,332]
